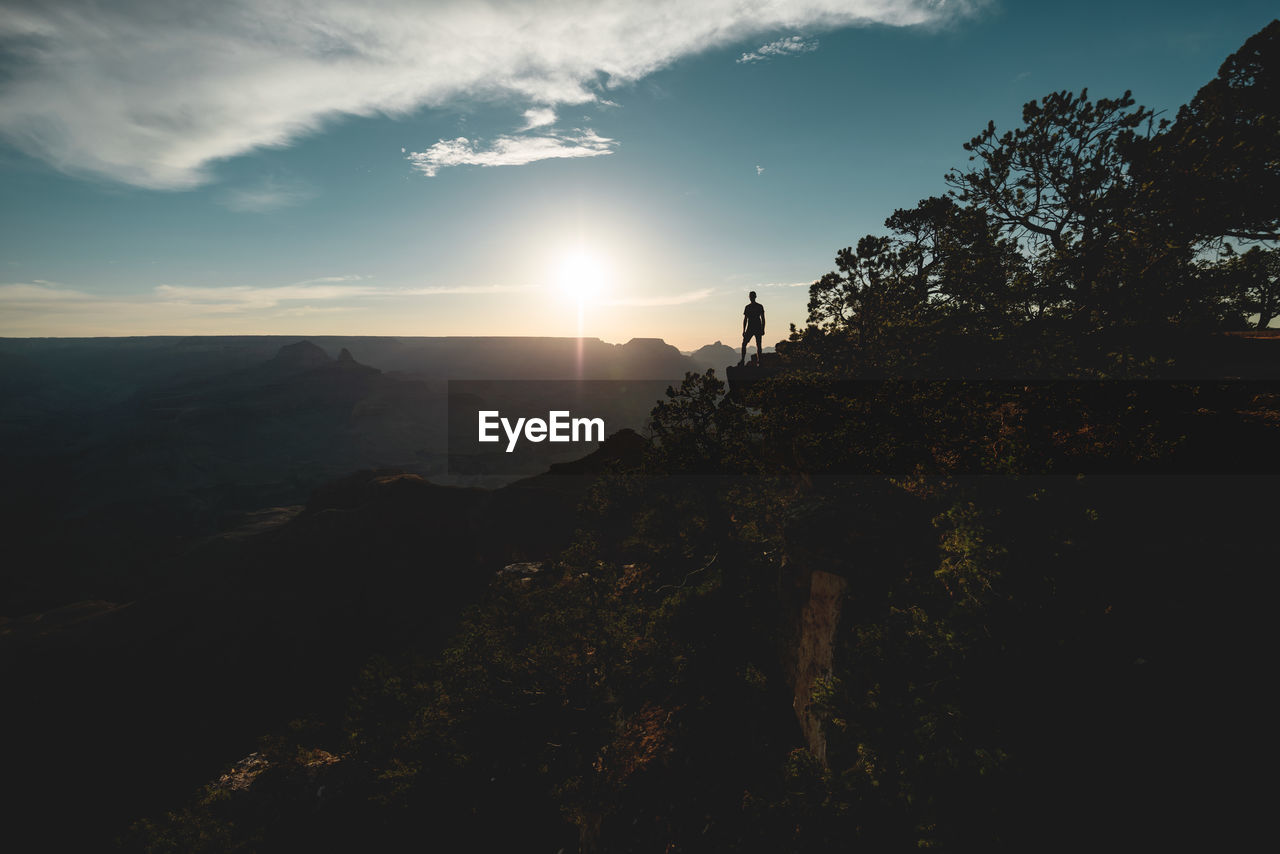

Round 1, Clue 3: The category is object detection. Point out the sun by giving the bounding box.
[556,249,610,302]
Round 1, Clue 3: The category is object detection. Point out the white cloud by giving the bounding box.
[218,175,317,212]
[606,288,714,307]
[758,280,814,287]
[0,1,978,189]
[406,129,616,177]
[756,164,765,175]
[737,35,820,64]
[520,107,557,130]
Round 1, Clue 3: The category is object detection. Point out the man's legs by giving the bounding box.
[740,331,749,366]
[754,333,763,362]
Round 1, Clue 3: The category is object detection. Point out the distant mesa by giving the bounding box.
[604,337,692,378]
[619,337,684,358]
[688,340,738,371]
[268,341,377,381]
[271,340,330,368]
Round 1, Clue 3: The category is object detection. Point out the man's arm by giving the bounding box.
[742,309,748,333]
[760,308,765,335]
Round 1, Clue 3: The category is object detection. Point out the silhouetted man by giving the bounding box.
[739,291,765,366]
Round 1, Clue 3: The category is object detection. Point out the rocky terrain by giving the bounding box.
[0,427,648,850]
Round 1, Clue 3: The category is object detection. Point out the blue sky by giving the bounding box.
[1,0,1275,349]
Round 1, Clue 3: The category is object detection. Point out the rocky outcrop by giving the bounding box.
[546,427,648,475]
[0,599,128,644]
[725,352,787,396]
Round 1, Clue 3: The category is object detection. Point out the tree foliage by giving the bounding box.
[795,20,1279,368]
[1133,19,1280,245]
[947,89,1155,255]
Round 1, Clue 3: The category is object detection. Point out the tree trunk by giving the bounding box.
[1257,293,1275,329]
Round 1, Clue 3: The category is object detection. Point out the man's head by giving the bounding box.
[749,291,757,301]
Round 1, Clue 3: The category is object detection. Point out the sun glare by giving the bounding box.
[556,250,610,302]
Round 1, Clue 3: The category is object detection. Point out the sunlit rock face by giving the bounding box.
[780,488,925,767]
[789,566,848,764]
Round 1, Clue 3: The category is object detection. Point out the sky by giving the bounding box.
[0,0,1275,350]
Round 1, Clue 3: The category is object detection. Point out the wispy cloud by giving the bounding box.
[520,107,557,130]
[737,35,819,64]
[218,175,317,212]
[756,164,765,175]
[400,284,533,295]
[155,281,370,311]
[757,280,814,288]
[0,281,94,301]
[295,275,369,285]
[607,288,714,307]
[406,129,616,177]
[154,277,529,309]
[0,277,530,334]
[273,304,368,317]
[0,1,979,189]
